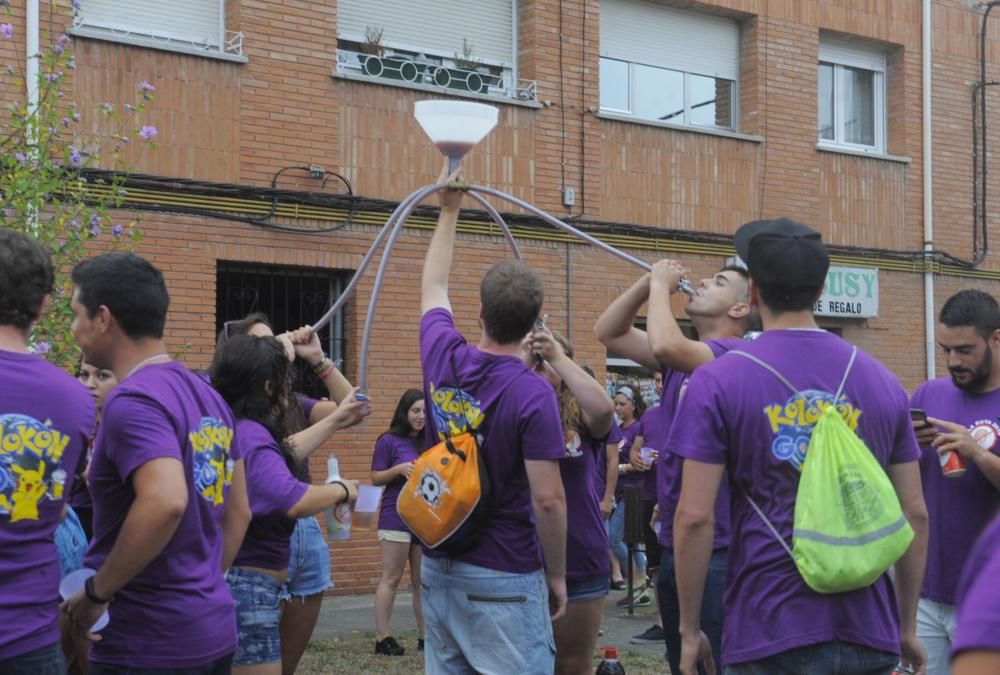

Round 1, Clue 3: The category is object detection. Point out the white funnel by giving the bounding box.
[414,100,499,172]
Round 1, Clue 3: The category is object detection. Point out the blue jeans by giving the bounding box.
[657,548,727,675]
[225,568,286,666]
[89,653,232,675]
[609,501,646,573]
[421,557,555,675]
[0,642,64,675]
[286,516,333,597]
[724,641,897,675]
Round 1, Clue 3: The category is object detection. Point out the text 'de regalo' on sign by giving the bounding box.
[813,266,878,318]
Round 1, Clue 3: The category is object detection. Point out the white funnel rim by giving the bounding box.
[414,100,499,147]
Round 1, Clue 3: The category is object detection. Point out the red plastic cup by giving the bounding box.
[940,449,966,478]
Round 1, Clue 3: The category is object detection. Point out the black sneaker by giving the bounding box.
[375,636,405,656]
[418,638,425,652]
[630,624,665,644]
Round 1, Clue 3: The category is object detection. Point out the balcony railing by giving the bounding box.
[336,48,537,102]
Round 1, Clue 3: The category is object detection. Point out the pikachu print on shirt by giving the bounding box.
[0,413,72,522]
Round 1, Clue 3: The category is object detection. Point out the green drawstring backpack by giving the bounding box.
[731,347,914,594]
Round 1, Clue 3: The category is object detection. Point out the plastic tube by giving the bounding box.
[336,182,657,393]
[467,191,522,260]
[310,183,444,334]
[469,185,652,272]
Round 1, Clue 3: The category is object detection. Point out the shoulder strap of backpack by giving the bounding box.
[833,346,859,405]
[728,350,799,395]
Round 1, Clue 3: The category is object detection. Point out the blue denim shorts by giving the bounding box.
[567,574,610,603]
[225,567,286,666]
[286,516,332,597]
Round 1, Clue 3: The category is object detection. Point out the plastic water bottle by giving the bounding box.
[323,456,351,540]
[595,646,626,675]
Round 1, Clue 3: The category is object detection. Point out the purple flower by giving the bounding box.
[69,146,82,166]
[34,341,51,355]
[0,24,13,39]
[46,72,62,82]
[72,0,81,9]
[69,218,81,229]
[57,33,71,46]
[138,125,157,141]
[62,116,70,127]
[89,224,101,238]
[72,112,81,122]
[138,81,155,93]
[112,224,124,237]
[124,103,135,111]
[101,102,112,113]
[14,152,25,164]
[0,1,10,8]
[53,43,63,54]
[89,213,101,227]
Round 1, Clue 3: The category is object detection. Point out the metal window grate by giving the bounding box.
[216,262,349,400]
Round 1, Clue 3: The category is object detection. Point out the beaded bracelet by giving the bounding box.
[312,356,334,374]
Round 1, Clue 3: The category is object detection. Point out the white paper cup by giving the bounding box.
[59,568,110,632]
[640,447,658,466]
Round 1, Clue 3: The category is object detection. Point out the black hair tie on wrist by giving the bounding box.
[84,575,113,604]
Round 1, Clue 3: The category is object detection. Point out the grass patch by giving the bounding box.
[298,630,669,674]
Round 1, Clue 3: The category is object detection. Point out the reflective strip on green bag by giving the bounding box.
[793,514,910,547]
[733,347,914,595]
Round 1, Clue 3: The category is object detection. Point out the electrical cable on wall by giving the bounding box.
[969,0,1000,266]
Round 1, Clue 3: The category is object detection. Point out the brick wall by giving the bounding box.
[5,0,1000,593]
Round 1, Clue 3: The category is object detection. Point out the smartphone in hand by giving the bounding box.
[909,408,930,429]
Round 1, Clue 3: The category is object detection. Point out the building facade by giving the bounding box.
[3,0,1000,592]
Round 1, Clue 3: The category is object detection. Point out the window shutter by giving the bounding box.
[600,0,739,81]
[819,35,886,72]
[338,0,515,67]
[76,0,221,47]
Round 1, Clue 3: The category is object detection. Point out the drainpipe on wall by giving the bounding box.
[26,0,39,231]
[923,0,936,380]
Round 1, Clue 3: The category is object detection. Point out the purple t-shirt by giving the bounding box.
[563,427,612,581]
[233,419,308,570]
[68,435,94,512]
[593,423,623,502]
[615,420,643,499]
[657,339,740,549]
[296,394,318,422]
[371,433,421,532]
[667,330,920,666]
[85,362,240,667]
[910,377,1000,606]
[638,406,664,500]
[0,351,93,660]
[419,309,565,573]
[952,512,1000,656]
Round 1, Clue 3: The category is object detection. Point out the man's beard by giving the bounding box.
[950,345,993,392]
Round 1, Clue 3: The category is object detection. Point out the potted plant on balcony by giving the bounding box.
[359,26,386,76]
[440,39,489,94]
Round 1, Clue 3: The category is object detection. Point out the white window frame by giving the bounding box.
[818,38,887,154]
[599,57,737,130]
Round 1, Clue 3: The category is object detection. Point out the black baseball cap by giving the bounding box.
[734,218,830,290]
